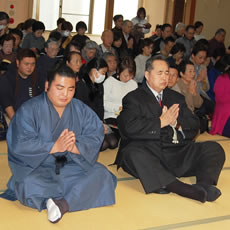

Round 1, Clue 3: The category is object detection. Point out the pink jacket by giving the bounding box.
[210,73,230,135]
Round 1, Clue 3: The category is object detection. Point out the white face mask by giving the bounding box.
[63,30,70,37]
[94,71,105,84]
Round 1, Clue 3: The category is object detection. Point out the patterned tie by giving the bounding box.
[156,94,162,107]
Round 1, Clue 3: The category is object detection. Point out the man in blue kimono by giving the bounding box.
[1,64,117,223]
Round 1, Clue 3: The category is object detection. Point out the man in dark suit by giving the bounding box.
[120,20,136,59]
[115,56,225,203]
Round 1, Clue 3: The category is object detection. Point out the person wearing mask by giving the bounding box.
[75,58,116,151]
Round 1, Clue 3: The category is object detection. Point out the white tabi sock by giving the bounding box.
[46,198,61,222]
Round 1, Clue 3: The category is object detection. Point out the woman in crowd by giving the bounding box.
[134,38,153,85]
[210,55,230,137]
[66,51,82,82]
[75,57,117,151]
[60,21,73,49]
[176,61,203,113]
[166,42,186,68]
[131,7,151,36]
[112,31,123,63]
[81,40,99,64]
[103,56,138,134]
[194,21,205,41]
[21,20,45,55]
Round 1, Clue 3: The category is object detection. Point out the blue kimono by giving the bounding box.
[3,92,117,211]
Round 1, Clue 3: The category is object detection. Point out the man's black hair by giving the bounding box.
[47,63,75,87]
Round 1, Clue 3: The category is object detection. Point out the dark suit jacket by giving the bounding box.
[120,33,136,59]
[115,82,200,176]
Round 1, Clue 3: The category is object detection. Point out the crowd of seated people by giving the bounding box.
[0,7,230,222]
[0,8,230,145]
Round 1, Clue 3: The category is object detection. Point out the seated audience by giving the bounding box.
[0,34,16,73]
[209,28,230,61]
[114,56,225,203]
[120,20,136,59]
[191,44,215,116]
[134,38,153,85]
[36,39,60,90]
[131,7,151,44]
[60,21,73,49]
[112,15,123,34]
[166,42,186,68]
[194,21,205,41]
[99,30,115,56]
[104,56,138,127]
[176,25,196,60]
[0,64,116,223]
[0,49,42,120]
[0,11,9,40]
[52,17,65,33]
[131,7,151,35]
[81,40,99,64]
[155,36,175,59]
[71,21,90,50]
[21,18,36,41]
[210,55,230,137]
[21,20,45,55]
[112,31,123,63]
[48,30,65,59]
[103,52,118,79]
[173,22,185,40]
[176,61,203,112]
[149,24,162,41]
[152,23,172,56]
[9,28,23,52]
[75,57,116,150]
[66,51,82,82]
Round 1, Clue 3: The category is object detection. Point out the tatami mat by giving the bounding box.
[0,132,230,230]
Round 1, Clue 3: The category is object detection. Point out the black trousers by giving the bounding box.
[120,141,225,194]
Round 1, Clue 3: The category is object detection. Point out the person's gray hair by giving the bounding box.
[175,22,185,32]
[83,40,99,51]
[145,56,168,72]
[215,28,226,36]
[102,52,117,62]
[44,38,59,48]
[122,20,132,26]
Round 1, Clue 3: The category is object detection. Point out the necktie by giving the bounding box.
[156,94,162,107]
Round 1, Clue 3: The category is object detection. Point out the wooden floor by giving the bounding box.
[0,132,230,230]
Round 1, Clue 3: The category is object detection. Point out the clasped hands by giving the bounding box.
[50,129,80,155]
[160,104,179,128]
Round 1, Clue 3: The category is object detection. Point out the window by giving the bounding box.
[61,0,91,32]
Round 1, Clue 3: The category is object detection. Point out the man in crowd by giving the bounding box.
[0,48,42,120]
[115,56,225,203]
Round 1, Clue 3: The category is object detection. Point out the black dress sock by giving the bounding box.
[195,184,221,202]
[166,179,207,203]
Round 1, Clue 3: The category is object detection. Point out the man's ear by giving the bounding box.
[145,71,150,82]
[45,81,49,92]
[16,59,19,68]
